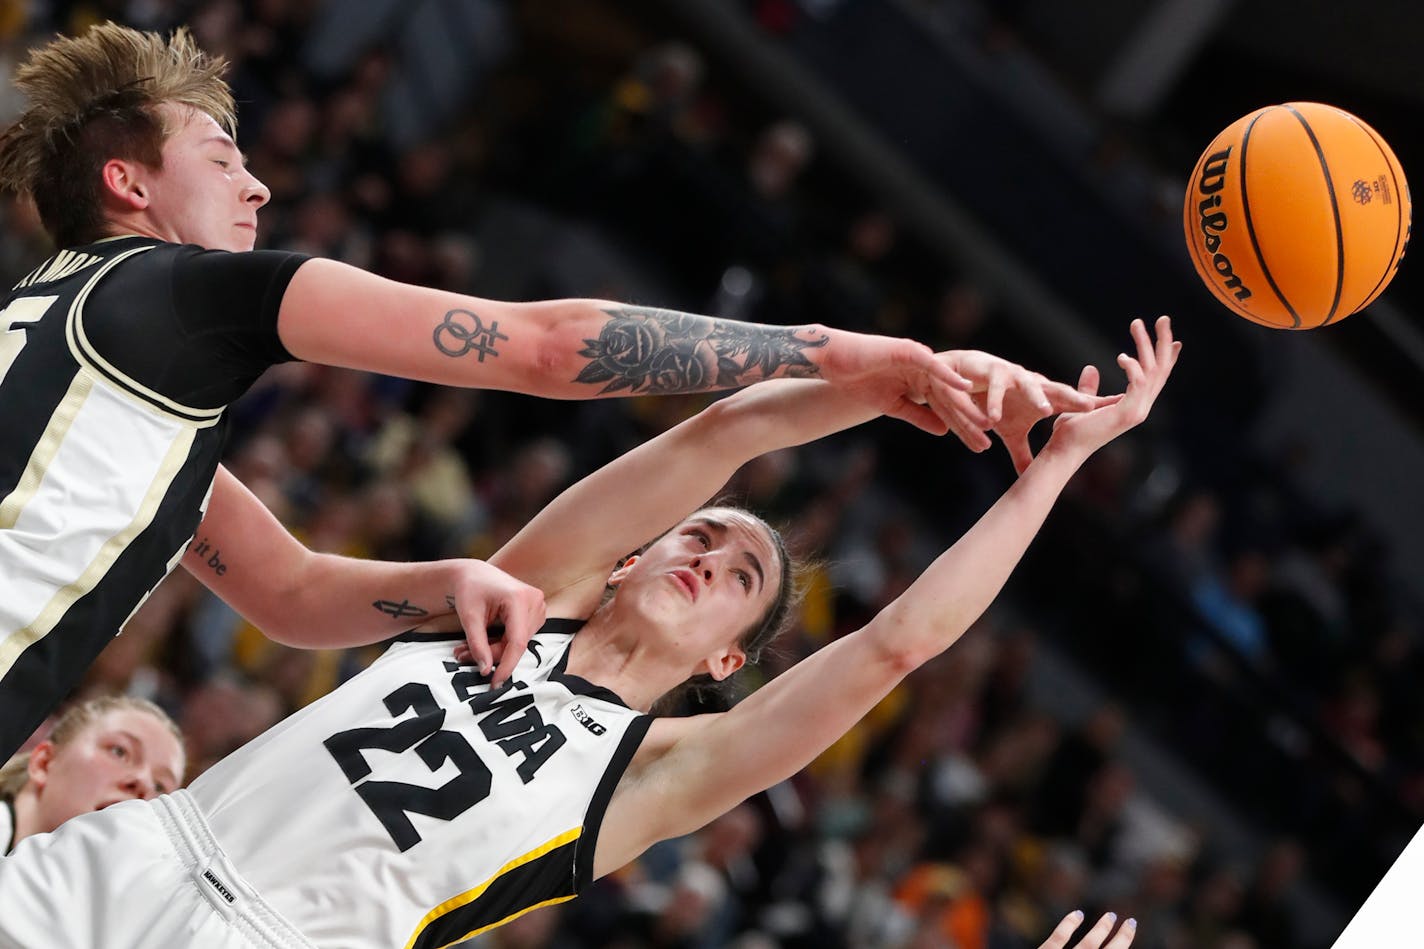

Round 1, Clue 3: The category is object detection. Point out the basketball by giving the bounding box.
[1183,102,1411,329]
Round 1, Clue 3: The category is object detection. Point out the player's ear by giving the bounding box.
[26,742,56,790]
[101,159,150,210]
[606,555,638,588]
[699,644,746,682]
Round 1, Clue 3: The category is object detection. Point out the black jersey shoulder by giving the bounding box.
[64,240,309,413]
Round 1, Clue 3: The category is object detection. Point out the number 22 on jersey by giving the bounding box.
[324,672,567,852]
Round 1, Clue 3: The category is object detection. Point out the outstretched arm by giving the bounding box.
[493,351,1109,615]
[276,258,978,436]
[595,318,1179,870]
[490,377,885,613]
[185,466,545,680]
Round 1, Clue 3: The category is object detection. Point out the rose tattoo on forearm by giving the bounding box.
[574,307,828,394]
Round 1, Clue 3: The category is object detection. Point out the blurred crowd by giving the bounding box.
[4,1,1423,947]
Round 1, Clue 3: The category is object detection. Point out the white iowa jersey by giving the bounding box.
[190,619,650,949]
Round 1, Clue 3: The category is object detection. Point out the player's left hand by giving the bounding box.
[1038,911,1137,949]
[446,560,547,687]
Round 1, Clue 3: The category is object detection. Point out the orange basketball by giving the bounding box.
[1183,102,1411,329]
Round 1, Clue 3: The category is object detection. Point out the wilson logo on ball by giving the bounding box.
[1195,146,1253,303]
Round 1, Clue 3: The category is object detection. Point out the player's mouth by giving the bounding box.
[670,569,698,601]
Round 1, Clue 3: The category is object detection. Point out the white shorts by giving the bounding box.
[0,790,315,949]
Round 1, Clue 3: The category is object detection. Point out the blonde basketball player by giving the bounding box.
[0,696,183,854]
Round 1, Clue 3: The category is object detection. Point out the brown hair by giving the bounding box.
[0,695,183,800]
[0,23,236,247]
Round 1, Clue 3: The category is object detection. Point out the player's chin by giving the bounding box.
[230,226,258,251]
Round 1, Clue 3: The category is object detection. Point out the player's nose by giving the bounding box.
[242,170,271,208]
[121,770,157,799]
[690,554,718,583]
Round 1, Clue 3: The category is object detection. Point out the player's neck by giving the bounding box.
[99,213,174,246]
[567,613,682,713]
[7,785,44,849]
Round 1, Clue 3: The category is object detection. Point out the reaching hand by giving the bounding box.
[1042,316,1181,464]
[814,331,986,441]
[446,560,547,686]
[944,350,1121,474]
[1039,911,1137,949]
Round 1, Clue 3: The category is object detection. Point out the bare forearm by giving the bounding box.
[188,468,458,647]
[278,260,846,398]
[492,377,888,601]
[877,445,1086,663]
[246,553,463,648]
[709,377,884,456]
[523,301,837,398]
[210,550,461,646]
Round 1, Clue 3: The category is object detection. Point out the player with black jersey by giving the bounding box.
[0,24,1106,761]
[0,317,1176,949]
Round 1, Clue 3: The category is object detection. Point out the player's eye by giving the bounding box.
[213,159,230,169]
[735,570,750,590]
[108,743,128,759]
[689,530,710,549]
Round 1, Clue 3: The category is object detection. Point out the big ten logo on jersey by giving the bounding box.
[570,704,606,736]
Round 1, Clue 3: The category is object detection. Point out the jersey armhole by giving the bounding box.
[572,713,652,892]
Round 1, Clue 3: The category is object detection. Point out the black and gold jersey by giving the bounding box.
[0,236,307,758]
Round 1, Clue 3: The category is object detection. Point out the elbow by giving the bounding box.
[529,314,573,391]
[245,552,322,646]
[865,610,938,677]
[523,299,607,398]
[682,395,752,456]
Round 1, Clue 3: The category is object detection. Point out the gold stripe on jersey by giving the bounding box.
[65,246,225,425]
[0,422,194,680]
[404,826,582,949]
[0,373,93,530]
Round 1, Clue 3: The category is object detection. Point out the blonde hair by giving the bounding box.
[0,695,182,800]
[0,22,236,246]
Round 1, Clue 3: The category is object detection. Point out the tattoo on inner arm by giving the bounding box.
[373,599,429,619]
[574,306,828,394]
[433,308,508,361]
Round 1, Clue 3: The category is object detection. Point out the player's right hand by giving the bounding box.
[446,560,546,686]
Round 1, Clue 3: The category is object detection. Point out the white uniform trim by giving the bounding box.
[0,379,195,678]
[65,245,224,424]
[0,791,316,949]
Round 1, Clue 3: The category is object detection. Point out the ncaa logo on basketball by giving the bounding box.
[1195,147,1253,303]
[1351,175,1393,206]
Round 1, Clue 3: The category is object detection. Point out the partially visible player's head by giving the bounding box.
[0,695,184,847]
[0,22,268,251]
